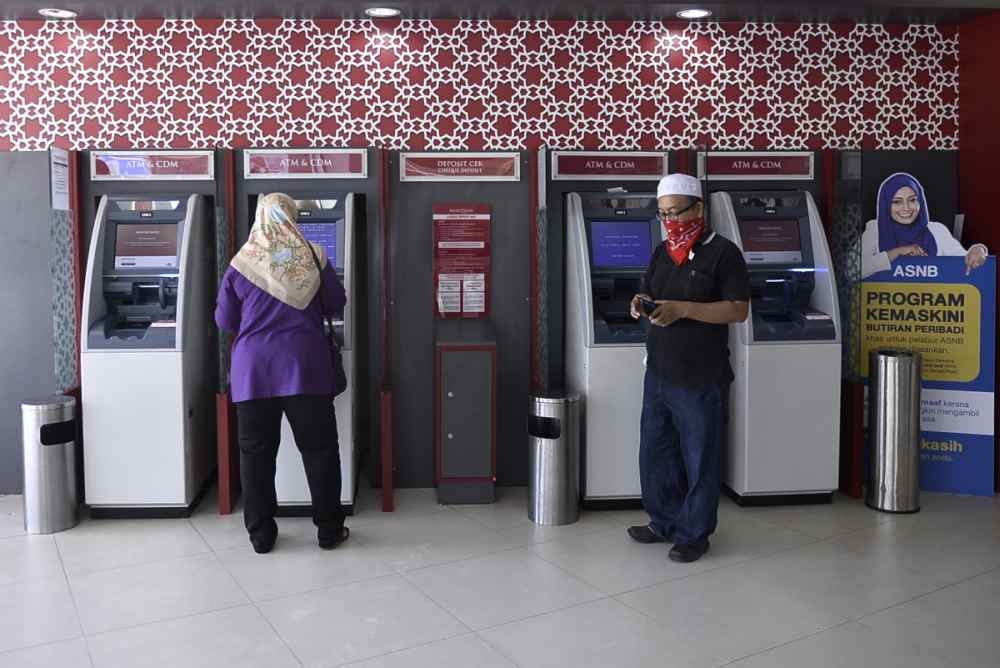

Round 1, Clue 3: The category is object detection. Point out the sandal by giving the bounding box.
[318,526,350,550]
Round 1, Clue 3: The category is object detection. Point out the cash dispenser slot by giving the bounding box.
[592,274,648,343]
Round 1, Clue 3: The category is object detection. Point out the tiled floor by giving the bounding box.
[1,488,999,668]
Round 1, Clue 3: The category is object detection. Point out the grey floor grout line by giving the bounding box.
[850,560,1000,630]
[77,601,252,643]
[0,637,91,662]
[473,630,529,668]
[57,544,221,581]
[207,548,307,668]
[601,530,829,600]
[713,619,860,667]
[398,547,608,628]
[51,533,97,668]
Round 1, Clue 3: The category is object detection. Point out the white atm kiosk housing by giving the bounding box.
[249,195,359,513]
[711,191,841,504]
[566,193,658,505]
[81,195,216,515]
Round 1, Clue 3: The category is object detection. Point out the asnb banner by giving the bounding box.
[861,256,996,496]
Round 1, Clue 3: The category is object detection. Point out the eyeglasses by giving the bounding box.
[656,199,700,221]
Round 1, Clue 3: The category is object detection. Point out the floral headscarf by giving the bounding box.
[230,192,328,310]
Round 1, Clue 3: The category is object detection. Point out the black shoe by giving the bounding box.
[318,526,350,550]
[668,541,710,563]
[249,522,278,554]
[627,525,669,544]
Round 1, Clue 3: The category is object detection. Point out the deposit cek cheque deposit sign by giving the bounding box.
[401,152,520,181]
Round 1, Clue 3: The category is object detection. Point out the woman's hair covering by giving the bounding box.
[876,172,937,256]
[230,192,328,310]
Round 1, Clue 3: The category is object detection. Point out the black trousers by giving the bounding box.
[236,394,345,538]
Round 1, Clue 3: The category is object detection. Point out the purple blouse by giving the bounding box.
[215,265,347,403]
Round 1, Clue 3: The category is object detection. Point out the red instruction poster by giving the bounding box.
[433,203,491,318]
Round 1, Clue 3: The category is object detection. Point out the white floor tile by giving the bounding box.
[1,489,997,668]
[490,511,622,547]
[0,638,91,668]
[531,513,813,596]
[70,553,247,635]
[450,487,532,530]
[188,508,250,552]
[735,538,948,621]
[832,513,1000,585]
[344,634,518,668]
[742,495,893,539]
[618,563,848,665]
[354,488,449,519]
[0,497,25,539]
[55,519,210,576]
[480,598,700,668]
[0,577,82,653]
[258,575,467,667]
[405,548,603,630]
[87,605,299,668]
[0,535,64,586]
[531,527,715,594]
[354,512,524,572]
[856,568,1000,668]
[216,532,395,601]
[728,621,952,668]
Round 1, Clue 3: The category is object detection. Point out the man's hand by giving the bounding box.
[631,293,652,320]
[648,300,689,327]
[649,300,749,326]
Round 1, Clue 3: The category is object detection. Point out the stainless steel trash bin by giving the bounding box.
[866,350,921,514]
[22,395,78,534]
[528,394,580,525]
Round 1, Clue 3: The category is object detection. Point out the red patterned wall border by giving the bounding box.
[0,20,959,151]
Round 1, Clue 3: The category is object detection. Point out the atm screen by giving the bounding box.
[590,221,653,269]
[114,224,178,270]
[738,219,803,265]
[298,221,337,266]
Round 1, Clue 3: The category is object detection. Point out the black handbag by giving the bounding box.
[305,244,347,398]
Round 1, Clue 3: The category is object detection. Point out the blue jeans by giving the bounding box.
[639,371,724,546]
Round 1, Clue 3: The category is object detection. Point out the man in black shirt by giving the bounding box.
[627,173,750,563]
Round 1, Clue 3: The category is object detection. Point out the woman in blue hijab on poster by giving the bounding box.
[861,172,988,278]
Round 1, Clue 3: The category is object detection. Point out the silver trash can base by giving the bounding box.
[866,350,921,514]
[528,394,580,526]
[22,395,79,534]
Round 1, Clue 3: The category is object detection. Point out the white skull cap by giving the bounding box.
[656,173,702,200]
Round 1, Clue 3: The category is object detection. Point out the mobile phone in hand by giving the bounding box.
[640,297,657,315]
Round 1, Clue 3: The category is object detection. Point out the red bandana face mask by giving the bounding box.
[662,216,705,266]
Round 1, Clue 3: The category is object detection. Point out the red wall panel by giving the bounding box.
[0,19,959,151]
[958,12,1000,492]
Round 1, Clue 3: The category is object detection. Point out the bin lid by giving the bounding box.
[530,393,580,405]
[21,395,76,412]
[872,349,919,359]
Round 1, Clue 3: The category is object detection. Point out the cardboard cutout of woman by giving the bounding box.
[861,172,988,279]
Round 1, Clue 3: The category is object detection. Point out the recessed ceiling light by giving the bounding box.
[676,8,713,20]
[38,7,78,19]
[364,7,401,18]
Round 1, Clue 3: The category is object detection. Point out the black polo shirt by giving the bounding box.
[640,232,751,387]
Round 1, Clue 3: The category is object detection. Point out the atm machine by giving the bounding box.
[566,193,659,505]
[81,195,216,514]
[244,193,359,513]
[711,190,841,503]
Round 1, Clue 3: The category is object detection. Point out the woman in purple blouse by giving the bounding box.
[215,192,349,554]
